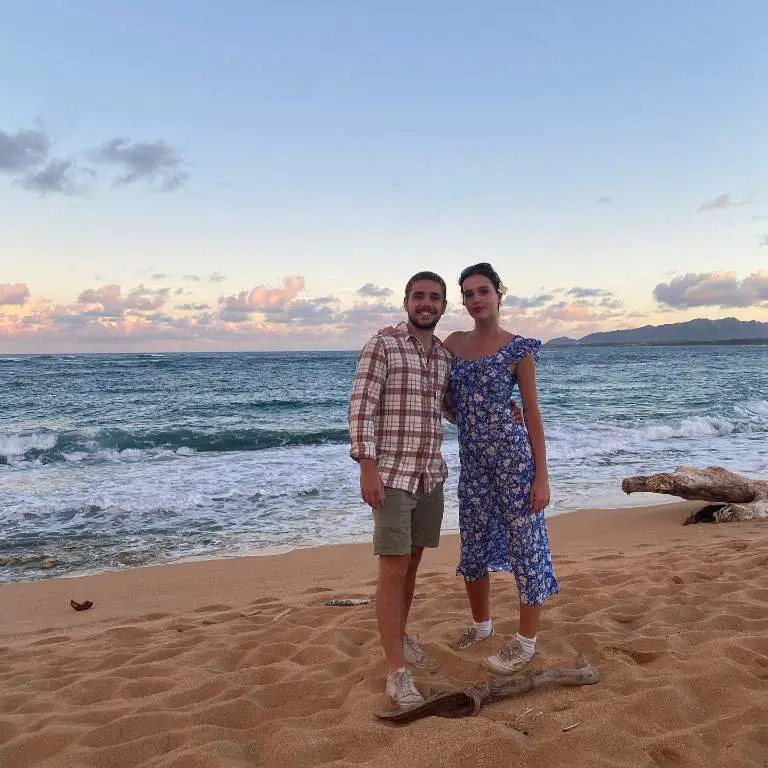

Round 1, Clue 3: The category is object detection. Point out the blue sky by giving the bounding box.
[2,1,766,351]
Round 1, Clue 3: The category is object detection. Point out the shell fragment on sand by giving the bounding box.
[322,597,376,606]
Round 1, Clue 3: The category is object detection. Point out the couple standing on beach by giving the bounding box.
[348,263,559,708]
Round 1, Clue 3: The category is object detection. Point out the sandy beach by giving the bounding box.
[1,501,766,768]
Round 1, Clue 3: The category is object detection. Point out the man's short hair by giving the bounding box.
[404,271,447,302]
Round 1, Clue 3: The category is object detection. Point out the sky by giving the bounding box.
[1,1,767,352]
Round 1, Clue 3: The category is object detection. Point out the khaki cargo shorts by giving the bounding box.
[373,482,444,556]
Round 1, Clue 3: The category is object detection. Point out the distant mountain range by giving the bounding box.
[544,317,768,347]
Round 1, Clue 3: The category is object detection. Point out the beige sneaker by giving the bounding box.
[403,634,440,672]
[483,638,534,676]
[453,626,495,650]
[385,667,425,708]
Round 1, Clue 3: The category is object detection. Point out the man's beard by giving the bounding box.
[408,311,440,330]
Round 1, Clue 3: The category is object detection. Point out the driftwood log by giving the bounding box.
[376,653,599,723]
[622,465,768,524]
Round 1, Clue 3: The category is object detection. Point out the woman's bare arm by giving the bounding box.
[515,355,550,511]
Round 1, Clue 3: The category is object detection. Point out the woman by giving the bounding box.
[443,262,558,675]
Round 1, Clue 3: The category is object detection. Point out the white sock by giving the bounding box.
[516,632,536,658]
[472,618,493,638]
[388,666,407,678]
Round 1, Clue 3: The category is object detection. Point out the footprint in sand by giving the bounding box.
[609,612,646,628]
[648,745,686,767]
[604,638,669,665]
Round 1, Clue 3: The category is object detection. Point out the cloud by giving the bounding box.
[743,271,768,298]
[11,274,733,352]
[697,194,752,212]
[595,196,613,205]
[501,287,624,318]
[218,279,343,327]
[0,127,49,172]
[567,287,613,299]
[599,296,624,309]
[503,294,554,309]
[150,273,169,280]
[1,278,388,351]
[265,297,338,325]
[91,138,188,191]
[545,301,603,322]
[218,306,251,323]
[182,274,201,282]
[219,275,306,321]
[653,271,768,308]
[357,282,393,298]
[758,234,768,247]
[1,125,90,195]
[17,158,93,196]
[77,283,171,317]
[209,272,227,283]
[3,124,190,196]
[0,283,31,305]
[698,194,732,211]
[338,303,402,327]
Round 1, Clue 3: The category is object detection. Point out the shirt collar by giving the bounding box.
[396,321,444,347]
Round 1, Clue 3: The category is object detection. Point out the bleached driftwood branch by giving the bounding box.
[621,465,768,524]
[376,654,599,723]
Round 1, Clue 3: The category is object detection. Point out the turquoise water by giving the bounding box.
[1,345,766,581]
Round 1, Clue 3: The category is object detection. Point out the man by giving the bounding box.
[348,270,452,707]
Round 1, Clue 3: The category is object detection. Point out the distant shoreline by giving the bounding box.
[3,338,768,356]
[544,338,768,349]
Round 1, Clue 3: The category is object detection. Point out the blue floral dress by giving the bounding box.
[450,336,559,606]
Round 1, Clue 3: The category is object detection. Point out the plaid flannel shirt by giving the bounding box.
[348,322,453,494]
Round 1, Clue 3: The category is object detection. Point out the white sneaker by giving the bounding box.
[403,634,440,672]
[453,626,495,650]
[385,667,426,708]
[483,638,534,676]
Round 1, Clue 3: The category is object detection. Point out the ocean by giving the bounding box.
[1,345,766,583]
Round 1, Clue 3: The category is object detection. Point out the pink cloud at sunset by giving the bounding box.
[654,271,768,309]
[0,270,765,352]
[0,283,31,306]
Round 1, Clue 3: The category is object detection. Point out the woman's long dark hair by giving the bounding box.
[458,262,504,305]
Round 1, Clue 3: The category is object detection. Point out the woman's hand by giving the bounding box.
[376,325,397,336]
[530,475,550,514]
